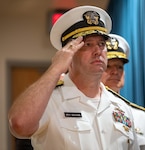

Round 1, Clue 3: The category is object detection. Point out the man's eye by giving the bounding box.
[83,41,106,49]
[98,41,106,47]
[84,42,93,47]
[119,66,124,70]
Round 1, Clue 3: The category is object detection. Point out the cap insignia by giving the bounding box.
[106,37,119,50]
[83,11,99,25]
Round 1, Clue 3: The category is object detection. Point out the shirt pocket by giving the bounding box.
[60,118,92,132]
[113,122,134,141]
[59,118,93,150]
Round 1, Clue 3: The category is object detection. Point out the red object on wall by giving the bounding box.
[52,13,63,24]
[51,9,69,25]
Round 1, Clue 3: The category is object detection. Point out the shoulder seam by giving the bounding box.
[105,86,145,111]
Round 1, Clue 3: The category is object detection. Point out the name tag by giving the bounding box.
[64,112,82,117]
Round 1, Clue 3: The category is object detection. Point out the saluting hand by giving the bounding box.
[51,36,84,74]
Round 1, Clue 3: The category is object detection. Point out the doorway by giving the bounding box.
[8,61,49,150]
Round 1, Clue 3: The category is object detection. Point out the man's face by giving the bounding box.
[101,58,125,93]
[71,35,108,76]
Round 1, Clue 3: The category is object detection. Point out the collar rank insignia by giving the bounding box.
[106,37,119,50]
[113,107,132,128]
[56,73,65,87]
[56,80,64,87]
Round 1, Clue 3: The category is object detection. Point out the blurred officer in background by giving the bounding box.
[101,34,145,150]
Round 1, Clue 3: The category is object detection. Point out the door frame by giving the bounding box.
[6,60,50,150]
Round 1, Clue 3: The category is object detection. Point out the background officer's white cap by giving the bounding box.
[106,34,130,64]
[50,5,112,50]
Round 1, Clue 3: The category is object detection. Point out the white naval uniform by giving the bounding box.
[106,87,145,150]
[31,74,139,150]
[131,107,145,150]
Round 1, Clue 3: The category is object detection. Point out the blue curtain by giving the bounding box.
[107,0,145,106]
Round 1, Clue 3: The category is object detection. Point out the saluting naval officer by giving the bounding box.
[101,33,145,150]
[8,6,139,150]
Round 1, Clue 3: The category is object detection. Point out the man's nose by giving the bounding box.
[93,45,102,56]
[111,67,118,74]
